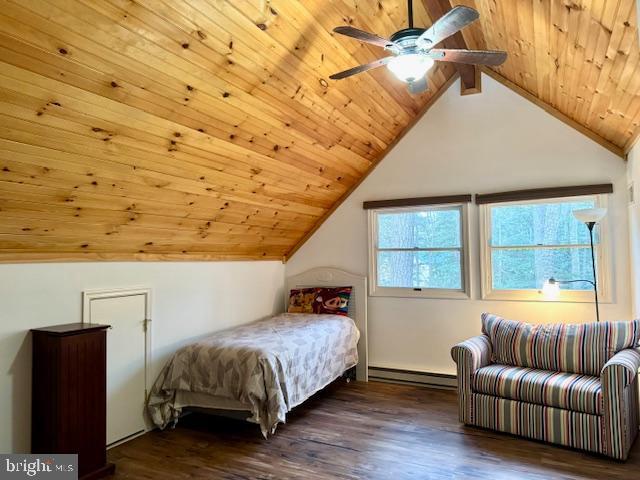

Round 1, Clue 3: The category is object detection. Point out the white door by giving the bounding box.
[87,292,148,446]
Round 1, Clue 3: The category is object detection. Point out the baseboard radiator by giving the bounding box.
[368,366,457,390]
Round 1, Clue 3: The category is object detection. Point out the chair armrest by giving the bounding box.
[451,335,493,372]
[450,335,492,424]
[600,348,640,460]
[601,348,640,388]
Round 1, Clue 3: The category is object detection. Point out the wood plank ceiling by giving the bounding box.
[0,1,638,262]
[0,0,455,261]
[454,0,640,154]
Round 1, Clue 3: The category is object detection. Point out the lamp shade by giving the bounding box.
[573,208,607,224]
[387,54,434,83]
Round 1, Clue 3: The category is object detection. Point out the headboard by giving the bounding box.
[285,268,368,382]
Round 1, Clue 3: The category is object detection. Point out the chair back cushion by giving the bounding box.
[481,313,640,375]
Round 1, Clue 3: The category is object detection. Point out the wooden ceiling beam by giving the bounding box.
[421,0,480,95]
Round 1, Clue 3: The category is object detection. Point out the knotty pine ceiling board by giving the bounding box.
[452,0,640,154]
[0,0,456,261]
[2,0,635,263]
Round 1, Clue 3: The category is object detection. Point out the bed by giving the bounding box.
[147,268,368,436]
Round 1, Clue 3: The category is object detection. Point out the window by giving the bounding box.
[479,195,610,301]
[368,204,470,298]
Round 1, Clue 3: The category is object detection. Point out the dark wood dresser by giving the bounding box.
[31,323,115,480]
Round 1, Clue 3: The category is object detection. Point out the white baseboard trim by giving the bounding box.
[368,366,457,390]
[107,429,146,449]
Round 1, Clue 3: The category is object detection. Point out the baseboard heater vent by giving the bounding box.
[368,366,457,390]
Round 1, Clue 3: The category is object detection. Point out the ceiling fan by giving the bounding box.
[330,1,507,94]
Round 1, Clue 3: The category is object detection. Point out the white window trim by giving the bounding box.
[479,194,612,303]
[368,203,471,299]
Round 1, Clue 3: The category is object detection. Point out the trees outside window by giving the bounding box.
[368,204,469,299]
[480,195,610,302]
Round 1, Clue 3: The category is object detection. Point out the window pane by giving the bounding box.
[491,199,596,247]
[378,209,461,249]
[378,250,462,289]
[491,247,594,290]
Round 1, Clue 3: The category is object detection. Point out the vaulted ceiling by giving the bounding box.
[0,0,638,262]
[0,0,455,261]
[455,0,640,154]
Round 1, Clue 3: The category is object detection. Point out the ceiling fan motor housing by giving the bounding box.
[390,28,427,51]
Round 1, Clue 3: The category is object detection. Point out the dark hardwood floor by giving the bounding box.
[109,380,639,479]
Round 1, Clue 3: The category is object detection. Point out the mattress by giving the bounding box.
[147,313,359,436]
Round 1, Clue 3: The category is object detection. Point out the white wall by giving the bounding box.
[628,144,640,317]
[286,74,631,376]
[0,261,284,453]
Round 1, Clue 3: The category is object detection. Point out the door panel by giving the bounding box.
[90,294,146,446]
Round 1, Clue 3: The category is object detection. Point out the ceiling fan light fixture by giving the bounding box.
[387,54,434,83]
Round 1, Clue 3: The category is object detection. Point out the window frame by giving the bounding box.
[367,203,471,299]
[479,194,612,302]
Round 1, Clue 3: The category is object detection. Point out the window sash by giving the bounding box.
[490,244,593,250]
[377,247,462,252]
[479,194,610,302]
[489,245,596,292]
[375,205,463,250]
[368,204,470,299]
[376,248,465,290]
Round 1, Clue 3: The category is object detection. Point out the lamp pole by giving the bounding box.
[544,222,601,322]
[572,208,606,322]
[586,221,600,322]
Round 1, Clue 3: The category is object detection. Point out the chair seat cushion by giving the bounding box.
[472,364,602,415]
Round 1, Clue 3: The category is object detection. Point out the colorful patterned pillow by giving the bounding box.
[313,287,352,316]
[481,313,640,376]
[287,288,317,314]
[287,287,353,316]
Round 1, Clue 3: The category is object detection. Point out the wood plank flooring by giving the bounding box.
[108,380,639,479]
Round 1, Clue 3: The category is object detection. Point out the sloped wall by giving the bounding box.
[286,74,631,375]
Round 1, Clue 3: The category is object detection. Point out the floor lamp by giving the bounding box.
[542,208,607,322]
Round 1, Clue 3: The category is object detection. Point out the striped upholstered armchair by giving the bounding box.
[452,314,640,460]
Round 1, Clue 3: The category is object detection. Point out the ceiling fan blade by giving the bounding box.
[333,26,394,49]
[329,57,393,80]
[407,77,428,95]
[416,6,479,50]
[428,48,507,66]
